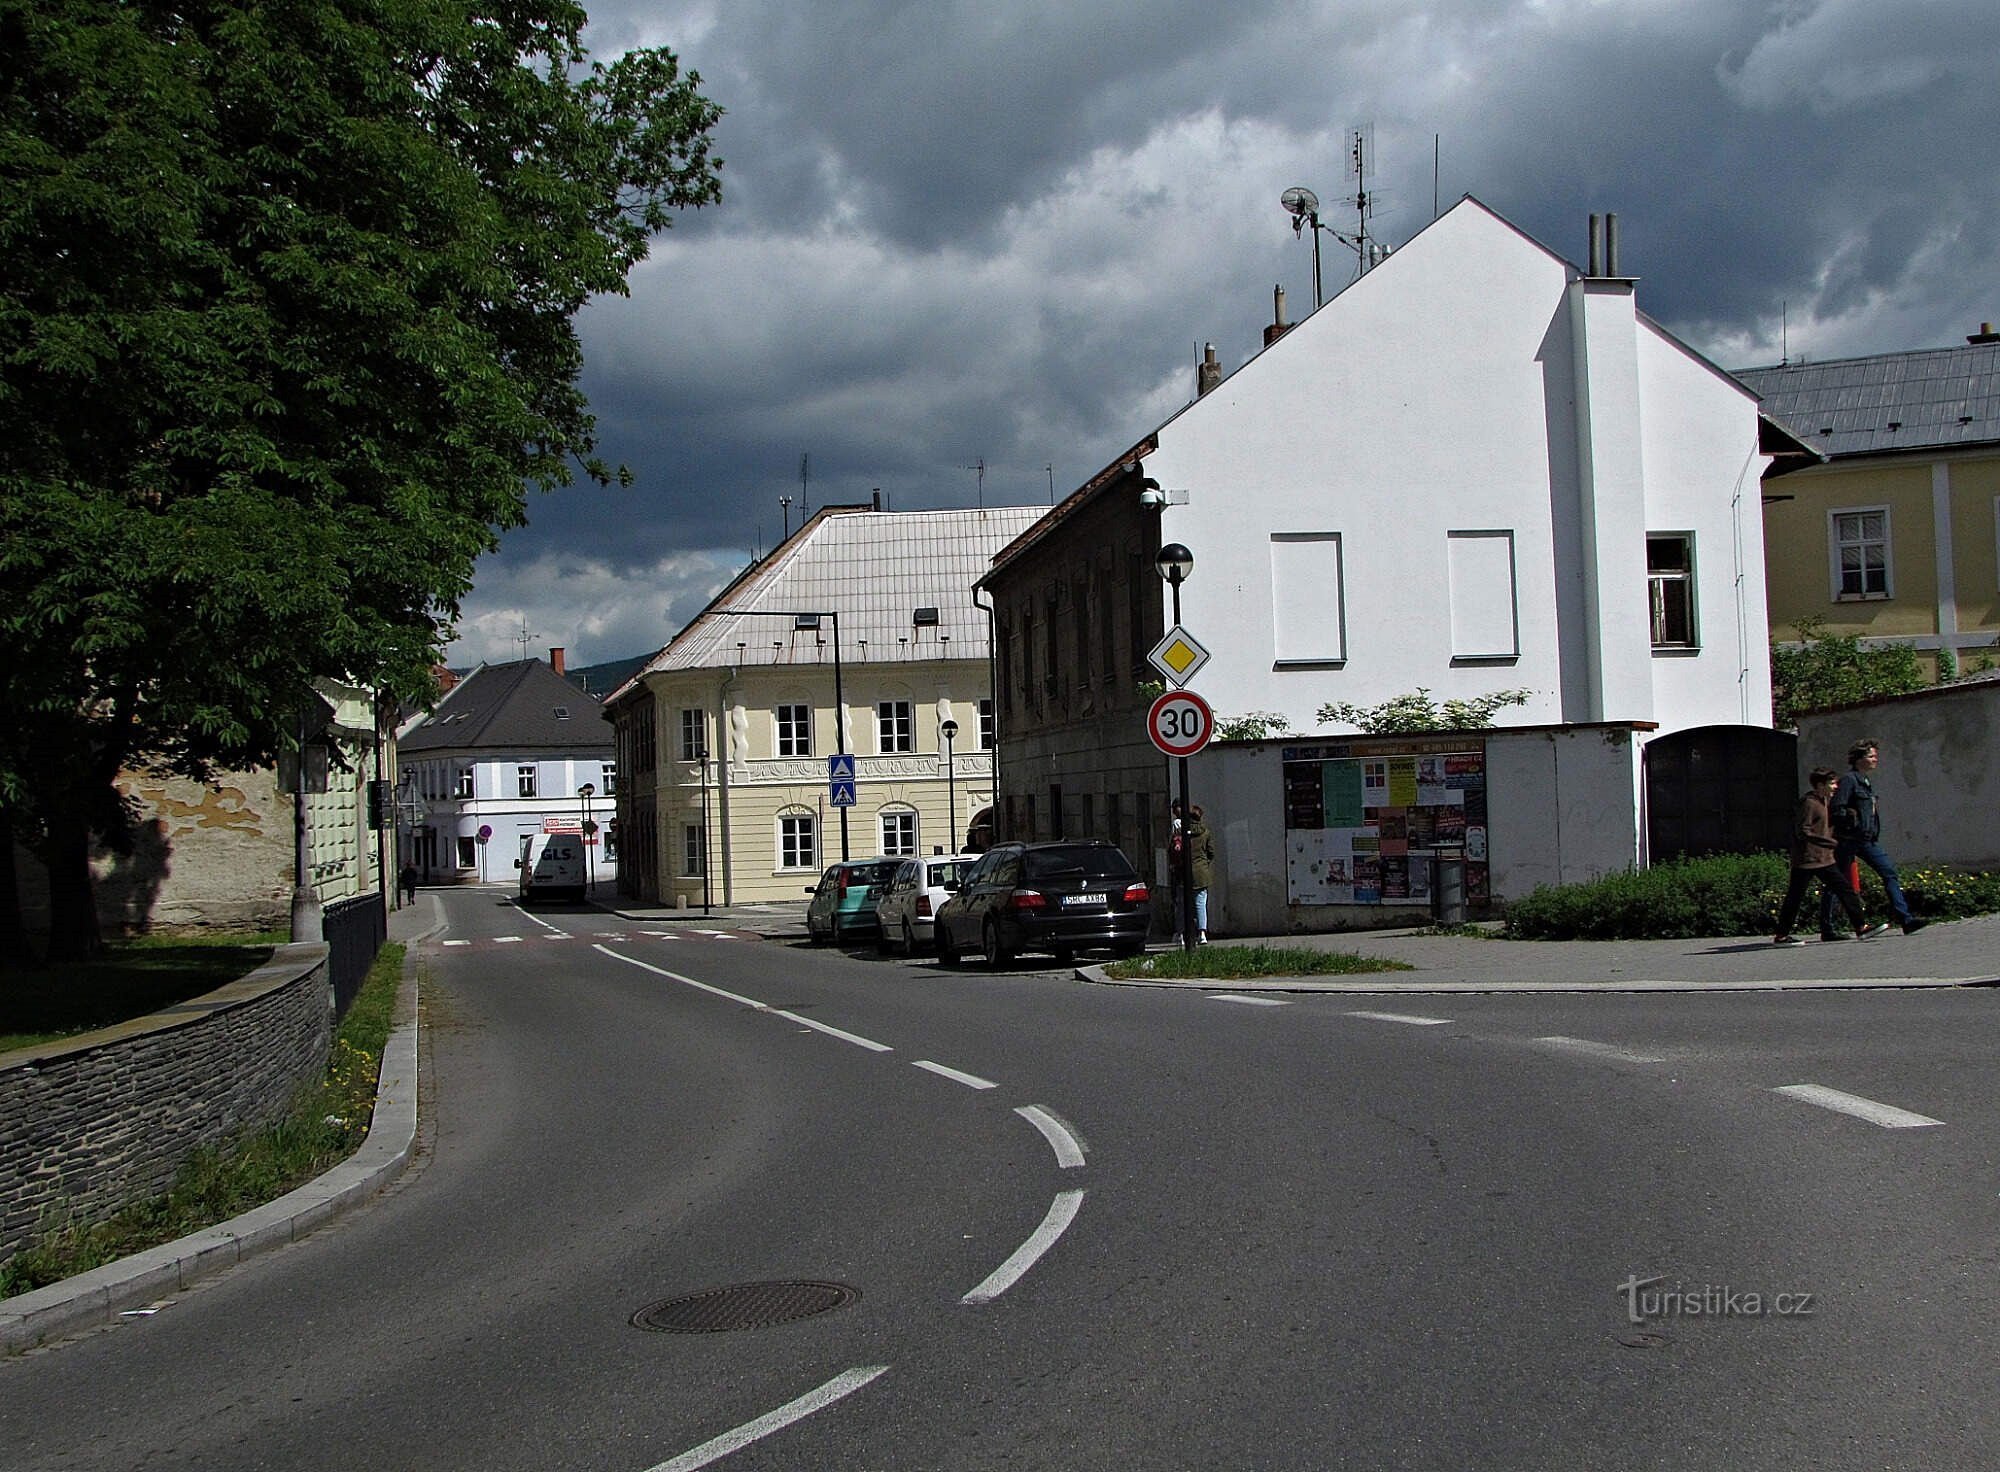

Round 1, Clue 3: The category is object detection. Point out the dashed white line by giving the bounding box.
[1345,1010,1453,1027]
[1535,1035,1665,1065]
[1210,993,1291,1007]
[962,1190,1086,1305]
[494,936,523,944]
[913,1060,998,1090]
[1015,1105,1087,1169]
[442,940,470,947]
[772,1009,893,1053]
[644,1365,889,1472]
[1774,1084,1944,1129]
[594,946,893,1052]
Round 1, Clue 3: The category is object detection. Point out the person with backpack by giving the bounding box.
[1820,739,1929,938]
[1777,767,1886,945]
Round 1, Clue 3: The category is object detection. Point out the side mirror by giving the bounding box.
[805,885,817,894]
[513,858,524,869]
[942,880,959,893]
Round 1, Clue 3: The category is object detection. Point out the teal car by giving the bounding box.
[805,858,899,944]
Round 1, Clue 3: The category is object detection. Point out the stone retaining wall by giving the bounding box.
[0,944,332,1261]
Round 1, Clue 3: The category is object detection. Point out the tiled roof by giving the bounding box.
[1735,339,2000,458]
[623,505,1046,685]
[401,659,612,752]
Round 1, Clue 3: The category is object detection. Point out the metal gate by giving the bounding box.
[1644,725,1797,864]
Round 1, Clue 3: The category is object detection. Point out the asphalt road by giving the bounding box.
[5,888,1998,1469]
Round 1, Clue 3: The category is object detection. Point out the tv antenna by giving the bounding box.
[798,453,810,518]
[1280,125,1383,308]
[961,457,986,508]
[513,620,539,663]
[779,494,793,540]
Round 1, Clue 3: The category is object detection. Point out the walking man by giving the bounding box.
[1820,739,1929,937]
[1778,768,1885,945]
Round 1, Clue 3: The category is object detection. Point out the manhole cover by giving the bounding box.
[631,1281,858,1333]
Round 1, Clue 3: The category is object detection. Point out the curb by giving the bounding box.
[2,943,425,1354]
[1075,964,2000,993]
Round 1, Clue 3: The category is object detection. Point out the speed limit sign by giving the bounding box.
[1147,689,1214,757]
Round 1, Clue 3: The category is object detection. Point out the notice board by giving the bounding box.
[1281,740,1489,906]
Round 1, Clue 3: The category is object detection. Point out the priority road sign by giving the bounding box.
[830,778,857,807]
[1147,625,1211,687]
[1147,689,1214,758]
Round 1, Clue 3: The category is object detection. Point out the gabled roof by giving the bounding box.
[400,659,611,753]
[1735,339,2000,458]
[613,504,1046,698]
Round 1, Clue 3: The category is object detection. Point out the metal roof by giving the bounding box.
[623,505,1046,686]
[401,659,612,753]
[1735,339,2000,458]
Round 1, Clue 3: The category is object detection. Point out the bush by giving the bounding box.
[1504,853,2000,940]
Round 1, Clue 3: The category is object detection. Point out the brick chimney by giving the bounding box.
[1197,342,1222,397]
[1969,322,1999,345]
[1263,284,1291,348]
[550,647,566,676]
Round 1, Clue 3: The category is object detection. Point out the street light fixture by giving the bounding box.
[577,782,596,897]
[1154,544,1198,953]
[940,718,959,854]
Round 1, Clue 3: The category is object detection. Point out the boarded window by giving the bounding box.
[1447,530,1520,660]
[1270,533,1346,664]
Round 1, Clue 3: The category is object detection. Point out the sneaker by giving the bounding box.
[1818,932,1850,942]
[1858,922,1891,939]
[1773,934,1806,946]
[1902,917,1930,935]
[1197,932,1207,945]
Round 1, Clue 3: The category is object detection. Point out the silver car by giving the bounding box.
[874,854,978,955]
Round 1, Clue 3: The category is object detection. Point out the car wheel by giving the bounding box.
[1112,940,1145,958]
[982,917,1014,967]
[937,923,961,968]
[901,920,917,957]
[876,922,894,955]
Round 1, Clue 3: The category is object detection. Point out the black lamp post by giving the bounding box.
[1155,543,1197,952]
[940,718,959,853]
[577,782,596,897]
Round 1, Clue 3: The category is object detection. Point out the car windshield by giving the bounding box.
[1023,846,1136,882]
[848,862,897,885]
[928,860,973,887]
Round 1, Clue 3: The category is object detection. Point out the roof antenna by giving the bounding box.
[799,453,810,518]
[514,620,539,663]
[1781,301,1789,367]
[1046,463,1055,505]
[960,457,986,508]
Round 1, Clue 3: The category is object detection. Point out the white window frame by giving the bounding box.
[876,699,914,754]
[600,760,617,796]
[1646,531,1699,650]
[1445,529,1521,661]
[776,702,813,758]
[777,811,818,871]
[1270,532,1347,666]
[1829,505,1892,601]
[679,708,706,761]
[879,807,918,858]
[978,698,995,750]
[682,822,706,876]
[453,767,474,799]
[516,764,537,798]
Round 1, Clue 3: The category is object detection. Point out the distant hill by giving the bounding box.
[565,653,651,699]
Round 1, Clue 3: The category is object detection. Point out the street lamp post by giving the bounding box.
[577,782,596,898]
[1155,543,1197,954]
[940,718,959,853]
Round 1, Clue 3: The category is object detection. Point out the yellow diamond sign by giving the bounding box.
[1147,625,1211,687]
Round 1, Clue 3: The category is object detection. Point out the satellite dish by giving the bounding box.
[1281,185,1320,220]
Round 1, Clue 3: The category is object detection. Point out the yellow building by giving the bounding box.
[1743,327,2000,679]
[607,503,1045,905]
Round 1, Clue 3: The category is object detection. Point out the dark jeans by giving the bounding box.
[1820,839,1911,931]
[1779,865,1862,937]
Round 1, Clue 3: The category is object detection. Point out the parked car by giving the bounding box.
[805,858,899,944]
[874,854,978,955]
[934,841,1150,967]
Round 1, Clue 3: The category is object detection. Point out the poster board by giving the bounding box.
[1281,741,1488,907]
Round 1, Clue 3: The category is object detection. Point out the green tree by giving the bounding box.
[1216,710,1292,741]
[1769,618,1925,728]
[0,0,721,959]
[1317,688,1530,734]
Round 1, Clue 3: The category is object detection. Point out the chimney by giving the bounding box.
[1970,322,2000,345]
[550,647,565,676]
[1605,212,1620,277]
[871,488,882,511]
[1263,284,1291,347]
[1197,342,1222,397]
[1587,213,1603,277]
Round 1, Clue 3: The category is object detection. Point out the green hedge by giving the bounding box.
[1504,854,2000,940]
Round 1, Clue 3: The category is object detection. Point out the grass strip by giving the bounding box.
[1,930,288,1053]
[1103,944,1413,981]
[1,942,407,1300]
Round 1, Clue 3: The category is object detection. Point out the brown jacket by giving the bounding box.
[1790,790,1838,870]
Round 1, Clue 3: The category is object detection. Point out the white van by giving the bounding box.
[515,832,587,904]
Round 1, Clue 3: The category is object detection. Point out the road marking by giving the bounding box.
[644,1365,889,1472]
[442,940,470,947]
[594,947,894,1053]
[1015,1105,1087,1169]
[963,1190,1086,1304]
[1535,1035,1665,1065]
[494,936,523,944]
[1774,1084,1944,1129]
[1210,993,1291,1007]
[694,929,736,939]
[913,1060,998,1090]
[543,933,571,940]
[1345,1010,1453,1026]
[512,906,570,935]
[640,931,677,937]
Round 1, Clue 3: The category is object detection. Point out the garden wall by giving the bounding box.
[0,944,332,1261]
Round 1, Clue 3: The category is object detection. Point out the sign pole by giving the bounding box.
[1178,754,1195,952]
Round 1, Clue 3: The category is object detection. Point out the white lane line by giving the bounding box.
[962,1190,1086,1305]
[494,936,523,944]
[594,946,894,1053]
[644,1365,890,1472]
[1774,1084,1944,1129]
[1015,1105,1087,1169]
[1535,1035,1666,1065]
[1346,1010,1453,1027]
[512,906,570,935]
[913,1060,998,1090]
[442,940,471,947]
[640,931,677,937]
[693,929,736,939]
[1210,993,1291,1007]
[543,934,572,940]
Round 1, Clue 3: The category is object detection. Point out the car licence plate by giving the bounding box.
[1061,893,1105,907]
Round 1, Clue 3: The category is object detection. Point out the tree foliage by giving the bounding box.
[1769,618,1924,728]
[1317,688,1531,734]
[1215,710,1292,741]
[0,0,721,956]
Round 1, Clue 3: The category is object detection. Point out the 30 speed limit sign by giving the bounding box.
[1147,689,1214,757]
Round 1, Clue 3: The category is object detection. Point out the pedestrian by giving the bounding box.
[1820,738,1929,937]
[1167,800,1186,942]
[1185,803,1216,945]
[1776,767,1886,945]
[399,862,418,905]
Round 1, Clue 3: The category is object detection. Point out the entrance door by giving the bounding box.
[1644,725,1797,863]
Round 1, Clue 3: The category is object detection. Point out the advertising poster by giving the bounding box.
[1280,741,1490,907]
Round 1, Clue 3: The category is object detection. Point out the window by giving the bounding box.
[978,698,995,750]
[517,764,537,798]
[778,812,817,870]
[1128,549,1150,674]
[682,822,706,876]
[776,703,812,758]
[1831,508,1891,599]
[1073,574,1091,684]
[679,708,706,761]
[1447,530,1520,660]
[877,699,914,753]
[1270,533,1347,664]
[879,808,917,857]
[1647,533,1698,648]
[456,836,476,868]
[1098,560,1117,683]
[600,761,617,796]
[1020,606,1036,709]
[453,767,473,799]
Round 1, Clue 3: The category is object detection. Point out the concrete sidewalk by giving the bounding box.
[1,896,439,1353]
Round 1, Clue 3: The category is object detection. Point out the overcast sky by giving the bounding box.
[444,0,2000,670]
